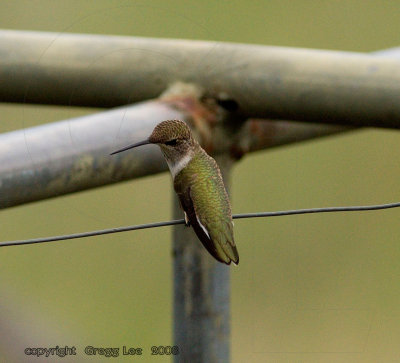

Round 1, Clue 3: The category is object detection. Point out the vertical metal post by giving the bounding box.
[173,155,233,363]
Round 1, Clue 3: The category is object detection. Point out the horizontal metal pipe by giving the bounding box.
[1,30,400,128]
[238,48,400,153]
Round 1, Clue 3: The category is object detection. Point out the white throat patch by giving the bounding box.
[166,153,193,178]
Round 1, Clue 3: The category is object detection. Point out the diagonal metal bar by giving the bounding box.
[1,30,400,128]
[0,100,182,209]
[0,108,350,210]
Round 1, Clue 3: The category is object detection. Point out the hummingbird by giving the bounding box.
[111,120,239,265]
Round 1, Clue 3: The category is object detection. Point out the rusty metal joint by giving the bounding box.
[159,82,244,156]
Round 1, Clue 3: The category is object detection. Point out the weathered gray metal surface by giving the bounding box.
[0,83,350,210]
[0,100,184,209]
[1,47,399,210]
[1,30,400,128]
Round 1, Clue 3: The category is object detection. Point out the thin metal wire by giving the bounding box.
[1,201,399,247]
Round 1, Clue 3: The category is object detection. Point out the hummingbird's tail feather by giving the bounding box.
[192,219,239,265]
[190,215,232,264]
[214,221,239,265]
[179,196,235,264]
[223,242,239,265]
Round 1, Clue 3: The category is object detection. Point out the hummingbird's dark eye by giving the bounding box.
[165,139,178,146]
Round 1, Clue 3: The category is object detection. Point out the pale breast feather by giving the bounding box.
[166,153,193,178]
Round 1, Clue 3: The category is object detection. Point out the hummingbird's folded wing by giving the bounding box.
[177,186,239,265]
[177,188,234,264]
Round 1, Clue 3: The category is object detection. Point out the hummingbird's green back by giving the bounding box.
[174,146,239,265]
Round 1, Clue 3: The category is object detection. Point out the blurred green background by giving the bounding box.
[1,1,400,362]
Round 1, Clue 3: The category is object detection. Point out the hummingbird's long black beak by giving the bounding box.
[110,139,150,155]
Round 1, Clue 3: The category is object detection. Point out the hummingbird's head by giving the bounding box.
[149,120,192,145]
[110,120,197,177]
[149,120,197,177]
